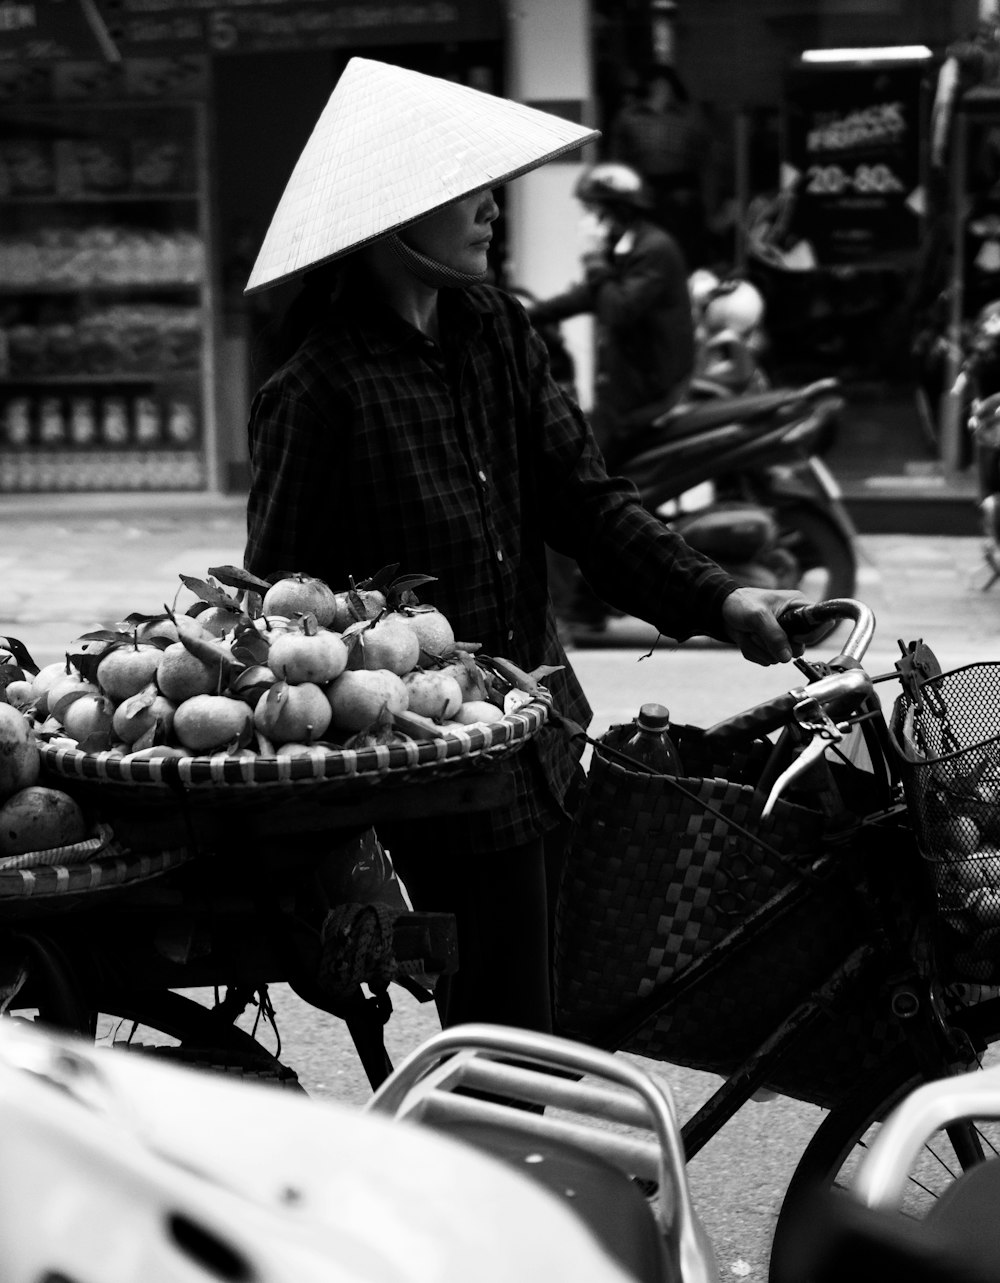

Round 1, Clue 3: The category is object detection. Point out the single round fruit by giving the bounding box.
[262,574,338,628]
[327,669,408,732]
[403,670,463,720]
[112,690,177,747]
[254,681,332,745]
[452,700,505,725]
[61,693,116,748]
[230,664,279,708]
[0,703,39,801]
[97,644,164,704]
[31,661,75,719]
[0,785,87,856]
[157,642,224,702]
[349,614,420,676]
[48,672,101,722]
[268,630,349,685]
[3,680,35,711]
[136,618,179,645]
[331,588,387,632]
[439,658,487,702]
[402,607,455,656]
[173,694,253,753]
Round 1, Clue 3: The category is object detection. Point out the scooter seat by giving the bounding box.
[443,1119,674,1283]
[650,388,806,437]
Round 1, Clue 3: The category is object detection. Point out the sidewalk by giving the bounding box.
[0,492,997,669]
[824,379,978,537]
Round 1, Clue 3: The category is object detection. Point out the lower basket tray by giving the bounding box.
[0,844,190,917]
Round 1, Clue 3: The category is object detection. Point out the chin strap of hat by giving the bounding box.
[386,232,488,288]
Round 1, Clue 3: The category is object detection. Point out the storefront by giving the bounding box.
[0,0,509,495]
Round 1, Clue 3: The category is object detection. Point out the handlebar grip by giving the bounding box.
[780,599,876,664]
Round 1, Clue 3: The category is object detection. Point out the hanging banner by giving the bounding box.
[783,60,929,265]
[1,0,502,60]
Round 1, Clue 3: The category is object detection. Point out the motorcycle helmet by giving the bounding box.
[688,268,721,317]
[703,279,765,336]
[574,162,653,213]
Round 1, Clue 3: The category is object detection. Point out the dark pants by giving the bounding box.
[381,817,570,1033]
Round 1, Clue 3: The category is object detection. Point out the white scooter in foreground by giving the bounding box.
[0,1017,716,1283]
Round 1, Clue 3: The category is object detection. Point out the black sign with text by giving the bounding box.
[1,0,501,61]
[784,61,929,265]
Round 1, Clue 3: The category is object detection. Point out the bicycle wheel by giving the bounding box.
[26,988,304,1092]
[769,995,1000,1280]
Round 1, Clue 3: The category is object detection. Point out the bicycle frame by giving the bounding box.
[568,602,988,1164]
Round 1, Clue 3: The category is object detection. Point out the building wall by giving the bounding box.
[506,0,598,408]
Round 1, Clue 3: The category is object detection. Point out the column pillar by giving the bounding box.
[505,0,597,407]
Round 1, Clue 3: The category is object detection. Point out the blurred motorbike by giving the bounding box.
[519,273,855,606]
[0,1016,716,1283]
[618,375,857,606]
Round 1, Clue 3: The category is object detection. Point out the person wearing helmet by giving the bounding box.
[530,161,695,472]
[528,161,696,630]
[243,59,813,1038]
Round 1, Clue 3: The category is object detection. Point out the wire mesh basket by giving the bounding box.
[891,661,1000,981]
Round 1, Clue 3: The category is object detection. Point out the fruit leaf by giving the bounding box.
[0,665,26,690]
[230,626,270,667]
[167,609,242,678]
[343,704,396,748]
[78,728,114,753]
[74,628,123,644]
[359,564,400,591]
[69,650,105,685]
[207,565,271,596]
[256,729,276,757]
[119,685,158,721]
[386,574,438,611]
[347,589,378,623]
[116,613,161,628]
[0,636,39,676]
[178,575,241,611]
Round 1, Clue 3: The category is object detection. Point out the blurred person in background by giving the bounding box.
[528,161,695,630]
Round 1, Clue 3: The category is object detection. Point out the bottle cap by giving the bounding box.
[637,702,670,730]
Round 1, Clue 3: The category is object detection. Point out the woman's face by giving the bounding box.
[403,189,499,275]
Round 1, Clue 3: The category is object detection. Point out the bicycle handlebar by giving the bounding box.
[703,600,876,746]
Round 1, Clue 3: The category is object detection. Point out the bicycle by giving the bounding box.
[550,597,1000,1279]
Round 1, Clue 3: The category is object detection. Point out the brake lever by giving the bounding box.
[760,695,845,819]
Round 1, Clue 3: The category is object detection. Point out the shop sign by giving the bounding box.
[0,0,115,61]
[783,61,927,265]
[1,0,501,59]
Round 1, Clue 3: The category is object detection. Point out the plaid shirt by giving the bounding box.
[245,281,736,849]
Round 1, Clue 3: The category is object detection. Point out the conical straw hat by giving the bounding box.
[245,57,599,294]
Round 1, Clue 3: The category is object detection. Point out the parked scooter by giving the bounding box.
[516,273,856,607]
[0,1015,716,1283]
[617,375,857,605]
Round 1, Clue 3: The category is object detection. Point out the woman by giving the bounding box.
[243,58,809,1034]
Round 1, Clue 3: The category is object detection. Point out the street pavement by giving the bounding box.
[1,489,999,684]
[3,494,1000,1280]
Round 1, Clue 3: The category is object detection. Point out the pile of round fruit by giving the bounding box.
[0,702,89,860]
[6,566,556,768]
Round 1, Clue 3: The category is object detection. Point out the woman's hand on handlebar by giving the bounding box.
[721,587,813,666]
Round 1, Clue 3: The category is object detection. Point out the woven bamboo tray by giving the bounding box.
[37,702,547,797]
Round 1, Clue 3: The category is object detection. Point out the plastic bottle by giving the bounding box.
[623,702,683,774]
